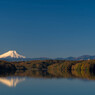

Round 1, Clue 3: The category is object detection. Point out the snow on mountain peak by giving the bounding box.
[0,50,26,58]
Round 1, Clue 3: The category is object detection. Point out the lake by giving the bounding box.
[0,70,95,95]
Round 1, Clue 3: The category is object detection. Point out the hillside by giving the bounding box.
[0,60,95,71]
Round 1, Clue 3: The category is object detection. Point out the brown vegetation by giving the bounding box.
[0,60,95,80]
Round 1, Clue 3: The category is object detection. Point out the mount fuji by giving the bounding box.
[0,50,26,59]
[0,50,28,61]
[0,50,50,61]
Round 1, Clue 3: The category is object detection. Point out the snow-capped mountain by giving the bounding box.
[0,50,26,58]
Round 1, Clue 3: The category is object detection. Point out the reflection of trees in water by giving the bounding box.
[0,70,95,80]
[71,70,95,80]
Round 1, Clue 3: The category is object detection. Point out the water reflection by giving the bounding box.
[0,70,95,78]
[0,69,95,87]
[0,71,95,95]
[0,77,25,87]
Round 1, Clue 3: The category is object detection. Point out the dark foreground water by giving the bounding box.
[0,70,95,95]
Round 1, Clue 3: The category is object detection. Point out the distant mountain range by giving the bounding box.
[55,55,95,60]
[0,50,95,61]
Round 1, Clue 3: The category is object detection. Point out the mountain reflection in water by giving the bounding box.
[0,77,25,87]
[0,69,95,87]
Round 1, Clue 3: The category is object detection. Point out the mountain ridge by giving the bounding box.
[0,50,95,61]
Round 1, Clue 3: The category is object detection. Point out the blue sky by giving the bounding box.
[0,0,95,58]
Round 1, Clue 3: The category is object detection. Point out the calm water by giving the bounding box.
[0,70,95,95]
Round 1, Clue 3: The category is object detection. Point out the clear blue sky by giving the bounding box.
[0,0,95,58]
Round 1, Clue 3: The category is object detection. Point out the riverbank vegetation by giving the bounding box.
[1,60,95,80]
[0,60,95,71]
